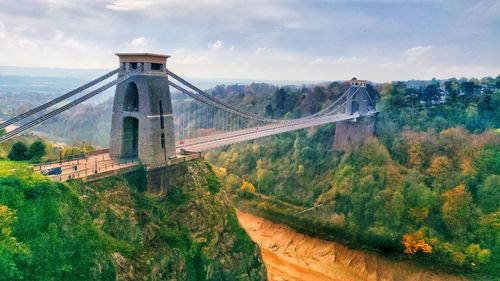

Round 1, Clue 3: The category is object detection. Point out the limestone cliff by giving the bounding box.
[70,159,266,280]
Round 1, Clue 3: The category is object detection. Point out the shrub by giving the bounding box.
[28,141,46,162]
[8,142,29,161]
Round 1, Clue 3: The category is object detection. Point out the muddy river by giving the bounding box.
[236,210,467,281]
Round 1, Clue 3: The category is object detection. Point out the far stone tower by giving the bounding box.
[110,53,176,165]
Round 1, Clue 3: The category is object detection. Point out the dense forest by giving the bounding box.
[206,76,500,278]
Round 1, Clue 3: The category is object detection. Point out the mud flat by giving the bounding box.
[236,209,467,281]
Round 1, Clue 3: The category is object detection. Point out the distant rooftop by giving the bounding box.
[115,53,170,64]
[351,77,367,83]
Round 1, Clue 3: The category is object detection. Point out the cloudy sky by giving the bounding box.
[0,0,498,82]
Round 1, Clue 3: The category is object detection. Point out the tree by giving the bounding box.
[0,129,5,137]
[404,88,420,112]
[273,88,287,111]
[427,156,451,177]
[421,84,440,104]
[407,141,424,168]
[8,142,29,161]
[257,169,276,194]
[460,81,477,96]
[239,179,256,199]
[444,79,459,101]
[464,244,491,269]
[402,230,432,254]
[441,184,475,238]
[379,82,406,113]
[28,141,46,161]
[477,175,500,214]
[0,204,30,281]
[265,103,274,117]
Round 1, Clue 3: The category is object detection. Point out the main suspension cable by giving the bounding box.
[0,68,120,130]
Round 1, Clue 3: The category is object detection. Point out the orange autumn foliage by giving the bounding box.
[402,230,433,254]
[427,156,451,177]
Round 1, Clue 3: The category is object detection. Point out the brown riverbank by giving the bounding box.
[236,209,468,281]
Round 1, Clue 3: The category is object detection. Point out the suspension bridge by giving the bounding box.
[0,53,375,185]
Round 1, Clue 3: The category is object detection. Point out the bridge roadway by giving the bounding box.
[177,113,360,152]
[34,153,138,182]
[34,113,359,181]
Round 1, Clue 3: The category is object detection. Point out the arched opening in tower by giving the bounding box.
[122,116,139,158]
[352,93,360,113]
[124,82,139,111]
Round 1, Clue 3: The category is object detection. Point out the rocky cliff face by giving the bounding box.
[68,159,266,280]
[0,159,264,281]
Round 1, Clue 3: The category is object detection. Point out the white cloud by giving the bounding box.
[0,1,498,81]
[309,58,326,65]
[336,56,361,65]
[0,21,5,40]
[177,55,211,65]
[404,45,432,63]
[52,30,85,50]
[256,47,269,54]
[209,40,223,51]
[106,0,152,11]
[46,0,77,8]
[128,37,155,47]
[17,39,38,49]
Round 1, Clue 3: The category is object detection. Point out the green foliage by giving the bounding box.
[0,174,115,280]
[226,211,255,254]
[0,159,264,280]
[209,78,499,277]
[0,204,30,281]
[8,142,29,161]
[28,141,46,162]
[205,163,222,193]
[477,175,500,214]
[166,186,189,205]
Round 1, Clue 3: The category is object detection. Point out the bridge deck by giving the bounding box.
[177,113,359,152]
[34,151,202,182]
[34,113,360,182]
[34,153,139,182]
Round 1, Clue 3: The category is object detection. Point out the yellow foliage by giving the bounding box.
[257,202,270,210]
[459,157,476,176]
[407,141,423,168]
[0,204,15,238]
[213,166,226,179]
[465,244,491,266]
[409,207,429,224]
[427,156,451,177]
[240,180,256,194]
[480,211,500,229]
[452,251,466,266]
[402,230,433,254]
[441,184,473,236]
[297,164,304,174]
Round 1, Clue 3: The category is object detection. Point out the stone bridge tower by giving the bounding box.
[346,78,371,115]
[110,53,176,166]
[333,78,375,151]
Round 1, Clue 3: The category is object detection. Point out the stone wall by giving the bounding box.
[333,116,374,152]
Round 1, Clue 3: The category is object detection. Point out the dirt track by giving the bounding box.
[236,210,467,281]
